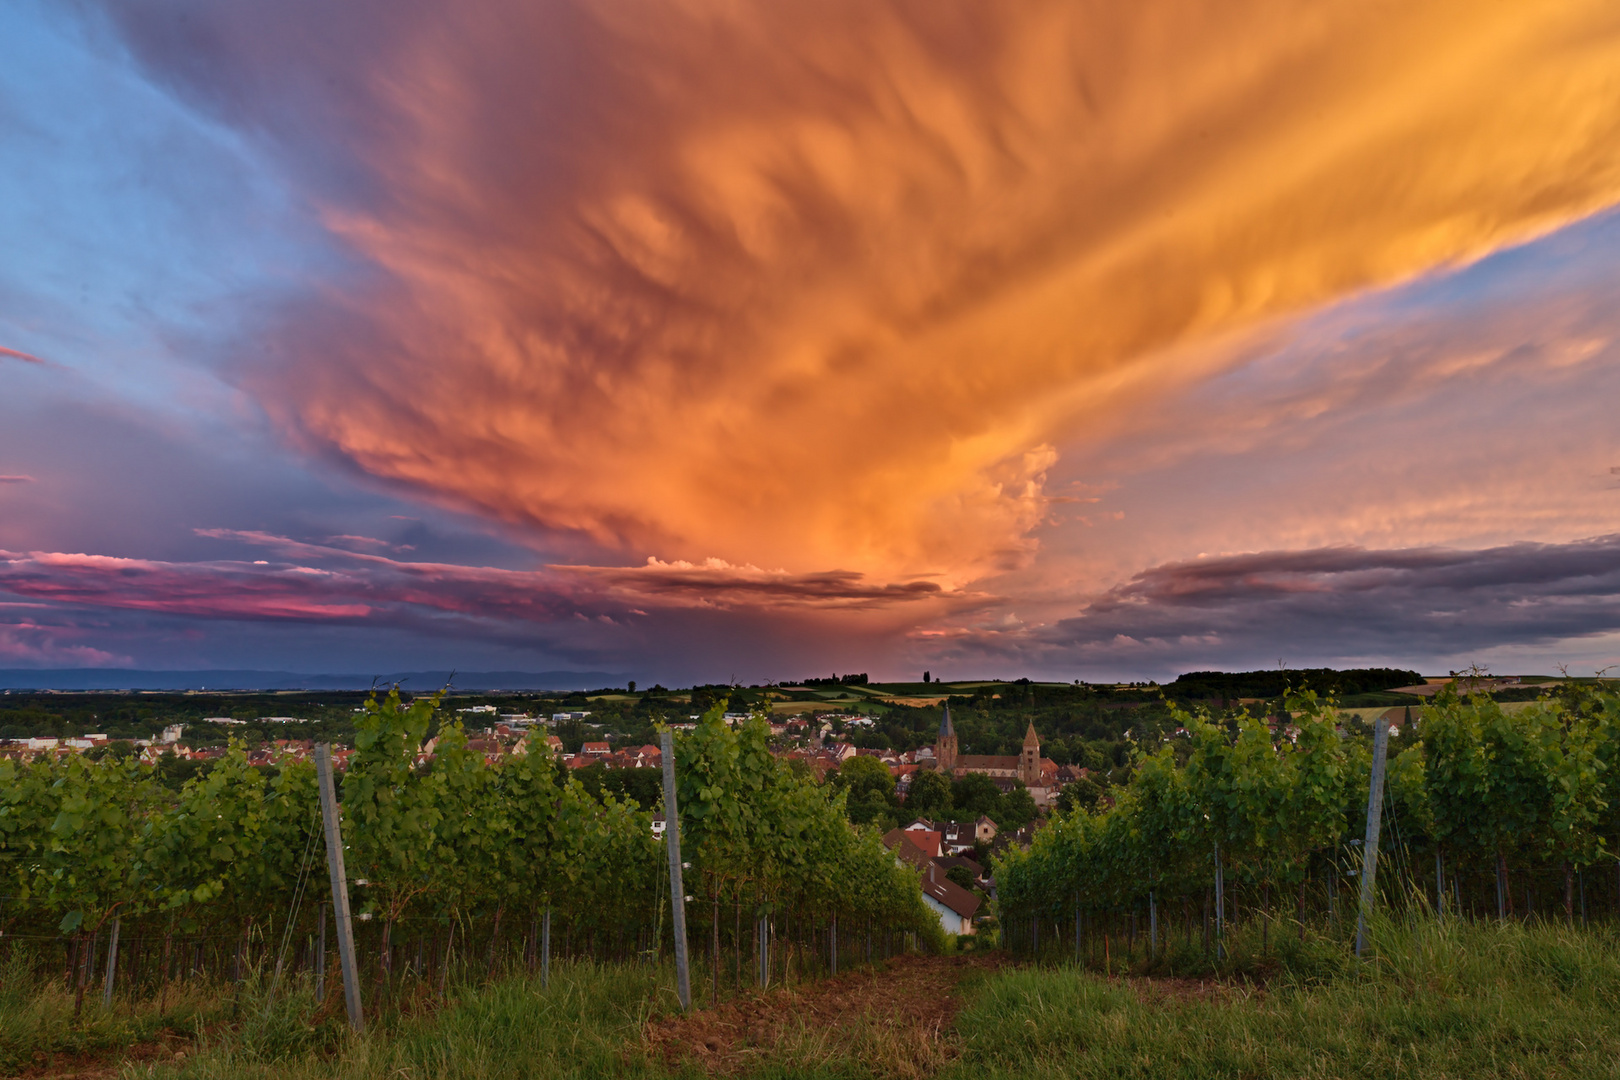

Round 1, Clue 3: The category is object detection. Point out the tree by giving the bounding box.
[1054,775,1104,815]
[998,783,1037,829]
[834,755,895,803]
[844,790,894,829]
[836,755,898,828]
[945,865,976,891]
[906,770,953,819]
[951,773,1003,819]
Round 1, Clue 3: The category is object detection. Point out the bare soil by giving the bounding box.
[643,953,1002,1077]
[11,1029,192,1080]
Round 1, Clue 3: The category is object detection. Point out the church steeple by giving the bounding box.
[1018,721,1040,786]
[935,703,958,774]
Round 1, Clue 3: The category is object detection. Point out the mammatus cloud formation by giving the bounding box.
[92,0,1620,588]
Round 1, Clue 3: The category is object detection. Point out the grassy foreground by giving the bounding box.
[6,918,1619,1078]
[952,917,1620,1079]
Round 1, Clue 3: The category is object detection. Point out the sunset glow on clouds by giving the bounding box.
[4,0,1620,680]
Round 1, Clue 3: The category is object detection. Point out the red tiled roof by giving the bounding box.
[881,829,935,872]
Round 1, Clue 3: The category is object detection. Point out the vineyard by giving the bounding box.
[996,683,1620,962]
[5,682,1620,1078]
[0,691,938,1030]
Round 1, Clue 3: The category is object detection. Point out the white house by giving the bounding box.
[919,864,981,936]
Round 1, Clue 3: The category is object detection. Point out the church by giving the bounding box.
[930,705,1061,806]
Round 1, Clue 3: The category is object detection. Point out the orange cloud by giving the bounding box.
[110,1,1620,588]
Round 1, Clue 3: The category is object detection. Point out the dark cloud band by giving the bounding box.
[1046,534,1620,663]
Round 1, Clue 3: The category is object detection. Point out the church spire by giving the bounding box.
[1019,720,1041,787]
[935,703,958,774]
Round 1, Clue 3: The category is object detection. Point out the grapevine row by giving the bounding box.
[0,690,938,1009]
[995,685,1620,957]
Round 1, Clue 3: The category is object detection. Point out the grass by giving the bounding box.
[104,962,672,1080]
[948,915,1620,1080]
[0,947,230,1074]
[5,919,1619,1078]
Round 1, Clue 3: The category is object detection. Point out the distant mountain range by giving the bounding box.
[0,670,624,692]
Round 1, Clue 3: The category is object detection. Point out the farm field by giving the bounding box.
[8,916,1618,1079]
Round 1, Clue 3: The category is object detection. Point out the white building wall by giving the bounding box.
[921,892,972,936]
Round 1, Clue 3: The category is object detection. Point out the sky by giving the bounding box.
[4,0,1620,684]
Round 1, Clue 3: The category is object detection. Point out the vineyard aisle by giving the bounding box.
[644,953,1002,1074]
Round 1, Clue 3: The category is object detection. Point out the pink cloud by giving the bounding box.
[325,534,392,548]
[0,533,958,636]
[0,476,35,484]
[0,620,130,668]
[0,346,45,365]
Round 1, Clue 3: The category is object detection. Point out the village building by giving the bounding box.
[929,704,1062,807]
[920,867,980,935]
[881,828,983,935]
[903,816,996,855]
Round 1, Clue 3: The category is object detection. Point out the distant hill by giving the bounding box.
[0,669,623,692]
[1164,668,1424,701]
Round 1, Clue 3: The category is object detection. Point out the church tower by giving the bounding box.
[1018,721,1041,786]
[935,704,958,774]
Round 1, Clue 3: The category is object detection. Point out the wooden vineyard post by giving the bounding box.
[101,917,120,1009]
[1327,862,1337,929]
[757,913,770,989]
[1354,714,1391,960]
[1214,842,1226,961]
[1149,892,1157,959]
[542,907,551,989]
[830,913,837,976]
[316,744,364,1032]
[315,901,327,1001]
[1435,849,1446,918]
[661,731,691,1011]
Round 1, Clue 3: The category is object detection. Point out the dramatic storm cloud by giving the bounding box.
[4,1,1620,676]
[91,0,1620,583]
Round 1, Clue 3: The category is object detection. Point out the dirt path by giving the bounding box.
[11,1032,190,1080]
[643,953,1000,1077]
